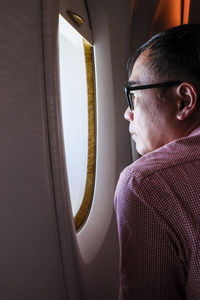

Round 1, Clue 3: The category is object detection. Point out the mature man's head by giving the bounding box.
[125,24,200,156]
[128,24,200,82]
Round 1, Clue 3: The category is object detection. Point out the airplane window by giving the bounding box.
[58,14,95,231]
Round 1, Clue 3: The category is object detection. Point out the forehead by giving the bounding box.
[129,50,153,85]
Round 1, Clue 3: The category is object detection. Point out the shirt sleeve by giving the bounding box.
[114,169,186,300]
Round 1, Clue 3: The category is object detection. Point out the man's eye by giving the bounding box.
[130,92,135,100]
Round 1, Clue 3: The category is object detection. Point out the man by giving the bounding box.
[114,24,200,299]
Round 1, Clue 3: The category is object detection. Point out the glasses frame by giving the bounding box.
[125,81,182,110]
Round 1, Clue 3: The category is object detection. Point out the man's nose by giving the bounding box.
[124,107,134,121]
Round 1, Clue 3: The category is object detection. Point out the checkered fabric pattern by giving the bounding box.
[114,126,200,300]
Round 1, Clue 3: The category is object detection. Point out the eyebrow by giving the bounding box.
[126,80,139,87]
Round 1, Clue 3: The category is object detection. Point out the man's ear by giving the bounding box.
[176,83,198,120]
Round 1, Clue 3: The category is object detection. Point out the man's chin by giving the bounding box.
[131,135,148,156]
[135,142,150,156]
[135,143,144,156]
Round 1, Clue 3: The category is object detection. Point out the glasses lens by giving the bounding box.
[125,88,133,110]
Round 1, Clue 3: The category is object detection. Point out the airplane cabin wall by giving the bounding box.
[0,0,68,299]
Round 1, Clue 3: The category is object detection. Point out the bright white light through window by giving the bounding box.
[58,15,88,216]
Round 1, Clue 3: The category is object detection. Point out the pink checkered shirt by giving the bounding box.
[114,126,200,300]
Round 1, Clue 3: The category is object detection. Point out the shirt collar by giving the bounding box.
[188,125,200,137]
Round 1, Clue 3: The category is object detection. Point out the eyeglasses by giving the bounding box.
[125,81,182,110]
